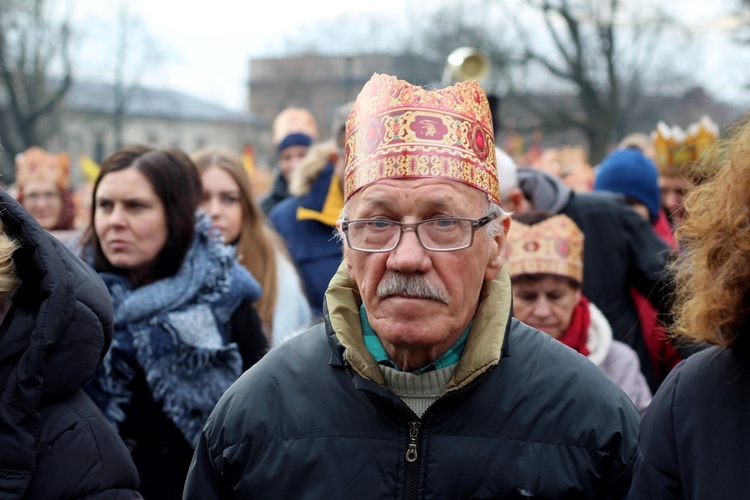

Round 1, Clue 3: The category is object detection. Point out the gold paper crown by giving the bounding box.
[272,107,319,146]
[15,146,70,189]
[651,116,719,177]
[344,73,499,204]
[505,214,584,284]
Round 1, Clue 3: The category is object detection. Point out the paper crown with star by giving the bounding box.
[505,214,584,284]
[651,115,719,178]
[343,73,499,204]
[15,146,70,190]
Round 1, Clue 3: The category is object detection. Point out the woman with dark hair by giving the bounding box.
[77,144,268,499]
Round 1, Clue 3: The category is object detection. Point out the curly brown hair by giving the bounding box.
[669,115,750,346]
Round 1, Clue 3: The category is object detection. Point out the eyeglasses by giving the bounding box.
[341,213,498,253]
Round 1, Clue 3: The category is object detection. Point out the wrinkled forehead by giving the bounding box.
[346,177,489,217]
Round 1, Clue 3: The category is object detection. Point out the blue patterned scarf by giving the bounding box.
[85,214,261,447]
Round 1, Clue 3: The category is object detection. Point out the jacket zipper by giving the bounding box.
[399,371,495,499]
[403,421,421,500]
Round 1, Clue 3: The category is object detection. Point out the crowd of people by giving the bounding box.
[0,69,747,499]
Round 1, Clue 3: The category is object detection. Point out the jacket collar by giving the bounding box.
[324,262,513,392]
[296,163,344,227]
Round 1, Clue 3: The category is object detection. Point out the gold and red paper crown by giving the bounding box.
[651,116,719,177]
[344,73,499,204]
[505,214,584,284]
[15,146,70,190]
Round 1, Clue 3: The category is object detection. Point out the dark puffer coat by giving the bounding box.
[629,335,750,499]
[0,191,140,499]
[184,266,639,499]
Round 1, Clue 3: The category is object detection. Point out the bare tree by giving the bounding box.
[269,0,718,163]
[503,0,686,162]
[110,3,160,150]
[736,0,750,43]
[417,0,693,163]
[0,0,73,180]
[723,0,750,90]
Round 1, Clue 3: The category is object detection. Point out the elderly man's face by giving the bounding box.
[342,178,506,368]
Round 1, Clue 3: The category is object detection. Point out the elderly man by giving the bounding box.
[183,74,639,499]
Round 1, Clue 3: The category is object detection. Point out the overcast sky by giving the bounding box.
[71,0,749,112]
[72,0,410,110]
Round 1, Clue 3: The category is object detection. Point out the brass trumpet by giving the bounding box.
[442,47,491,86]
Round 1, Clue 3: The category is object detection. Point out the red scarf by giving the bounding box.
[558,296,591,357]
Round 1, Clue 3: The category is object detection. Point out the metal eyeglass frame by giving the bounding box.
[341,213,498,253]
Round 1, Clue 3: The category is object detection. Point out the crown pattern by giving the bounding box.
[505,214,584,284]
[15,147,70,189]
[651,116,719,177]
[344,73,499,204]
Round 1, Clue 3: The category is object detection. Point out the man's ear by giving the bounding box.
[485,216,511,281]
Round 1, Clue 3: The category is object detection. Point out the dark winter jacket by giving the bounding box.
[0,191,140,499]
[184,265,640,499]
[517,168,674,391]
[629,335,750,499]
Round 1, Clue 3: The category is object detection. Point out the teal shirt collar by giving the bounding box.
[360,303,471,374]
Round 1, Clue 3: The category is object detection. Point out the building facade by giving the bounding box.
[48,81,269,187]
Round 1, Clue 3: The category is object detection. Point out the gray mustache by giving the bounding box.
[377,273,449,303]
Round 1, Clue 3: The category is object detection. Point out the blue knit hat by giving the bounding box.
[594,148,661,223]
[277,132,313,156]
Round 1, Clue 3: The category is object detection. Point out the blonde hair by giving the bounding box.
[0,219,21,296]
[192,148,285,341]
[669,116,749,346]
